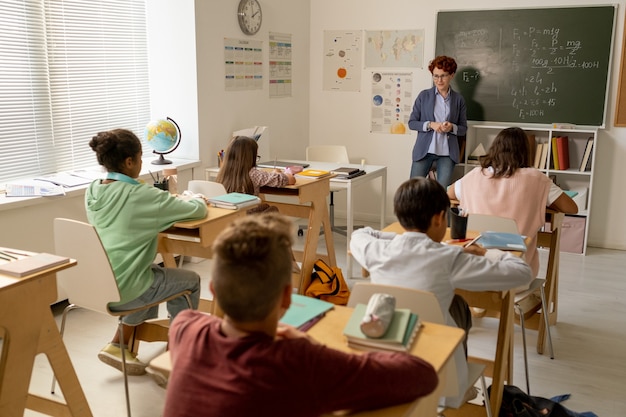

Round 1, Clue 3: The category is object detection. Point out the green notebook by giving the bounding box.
[280,294,334,329]
[207,192,261,210]
[343,304,420,352]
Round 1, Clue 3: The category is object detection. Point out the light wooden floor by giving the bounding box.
[20,223,626,417]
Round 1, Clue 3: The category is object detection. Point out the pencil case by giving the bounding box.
[360,293,396,338]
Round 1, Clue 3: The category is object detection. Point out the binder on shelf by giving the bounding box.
[550,137,560,170]
[555,136,570,170]
[540,143,550,169]
[534,143,544,168]
[579,137,594,172]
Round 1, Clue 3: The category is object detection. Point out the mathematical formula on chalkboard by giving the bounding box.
[436,7,616,126]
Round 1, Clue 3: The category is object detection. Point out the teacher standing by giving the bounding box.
[408,56,467,188]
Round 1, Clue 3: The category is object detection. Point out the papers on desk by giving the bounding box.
[35,172,93,187]
[0,252,70,277]
[5,180,66,197]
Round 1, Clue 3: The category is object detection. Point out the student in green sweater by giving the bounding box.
[86,128,207,375]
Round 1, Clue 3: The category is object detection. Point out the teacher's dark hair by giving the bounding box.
[89,129,142,173]
[428,56,458,75]
[480,127,531,178]
[394,177,450,232]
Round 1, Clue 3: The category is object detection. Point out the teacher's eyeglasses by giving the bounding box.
[432,74,450,80]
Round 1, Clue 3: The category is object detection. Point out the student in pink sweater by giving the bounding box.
[447,127,578,276]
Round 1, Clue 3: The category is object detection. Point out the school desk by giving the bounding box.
[206,162,388,279]
[0,253,92,417]
[149,305,464,417]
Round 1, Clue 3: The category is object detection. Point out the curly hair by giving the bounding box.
[211,213,293,322]
[479,127,531,178]
[428,56,458,75]
[89,129,142,173]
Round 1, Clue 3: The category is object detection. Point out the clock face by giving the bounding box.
[238,0,262,35]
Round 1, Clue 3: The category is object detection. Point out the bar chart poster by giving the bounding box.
[370,72,413,134]
[269,32,292,98]
[323,30,362,92]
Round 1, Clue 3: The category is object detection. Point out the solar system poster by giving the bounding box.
[370,72,413,134]
[323,30,362,92]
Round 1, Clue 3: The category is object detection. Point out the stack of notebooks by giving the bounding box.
[0,251,70,277]
[331,167,366,179]
[207,192,261,210]
[342,304,421,352]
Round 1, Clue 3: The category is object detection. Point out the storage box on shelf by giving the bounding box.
[461,124,597,255]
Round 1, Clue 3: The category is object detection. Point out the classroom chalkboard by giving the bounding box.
[435,6,616,126]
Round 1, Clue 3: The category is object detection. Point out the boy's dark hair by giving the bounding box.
[394,177,450,231]
[89,128,142,173]
[211,213,293,322]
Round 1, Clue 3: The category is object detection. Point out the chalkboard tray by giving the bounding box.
[436,6,616,127]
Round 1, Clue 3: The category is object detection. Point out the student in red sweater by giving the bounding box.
[163,213,438,417]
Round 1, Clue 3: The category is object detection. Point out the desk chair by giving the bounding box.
[466,213,554,394]
[187,180,227,197]
[348,282,492,417]
[52,218,193,417]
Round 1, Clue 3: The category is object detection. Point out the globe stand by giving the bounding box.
[151,152,172,165]
[147,117,182,165]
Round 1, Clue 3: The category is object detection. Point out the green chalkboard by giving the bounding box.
[436,6,616,126]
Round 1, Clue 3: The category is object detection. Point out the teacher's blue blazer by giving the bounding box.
[407,86,467,164]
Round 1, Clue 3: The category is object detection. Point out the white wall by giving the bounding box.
[309,0,626,251]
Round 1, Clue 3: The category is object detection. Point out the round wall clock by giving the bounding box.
[237,0,262,36]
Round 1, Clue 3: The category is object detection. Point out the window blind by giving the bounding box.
[0,0,150,184]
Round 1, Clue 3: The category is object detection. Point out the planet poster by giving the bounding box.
[323,30,362,92]
[370,72,413,134]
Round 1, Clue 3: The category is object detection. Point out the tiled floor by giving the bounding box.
[20,221,626,416]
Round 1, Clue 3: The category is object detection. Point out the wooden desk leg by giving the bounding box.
[488,290,514,417]
[0,275,92,417]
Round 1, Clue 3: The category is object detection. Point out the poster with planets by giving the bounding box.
[323,30,362,92]
[370,72,413,134]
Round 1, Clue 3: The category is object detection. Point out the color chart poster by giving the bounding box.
[224,38,263,91]
[269,32,292,98]
[323,30,362,92]
[370,72,413,134]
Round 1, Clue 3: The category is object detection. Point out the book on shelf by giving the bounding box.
[0,252,71,277]
[527,134,536,167]
[534,143,544,168]
[555,136,570,170]
[579,137,594,172]
[550,137,560,170]
[207,192,261,210]
[475,231,527,252]
[467,143,486,165]
[295,169,332,179]
[343,303,421,352]
[279,294,334,330]
[539,142,550,169]
[331,167,360,176]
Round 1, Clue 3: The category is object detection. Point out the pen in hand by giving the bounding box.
[463,234,482,248]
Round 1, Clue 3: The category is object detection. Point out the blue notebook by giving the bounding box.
[477,231,527,252]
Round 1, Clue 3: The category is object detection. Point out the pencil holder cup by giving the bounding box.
[449,207,468,240]
[153,180,169,191]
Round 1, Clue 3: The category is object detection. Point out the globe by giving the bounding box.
[144,117,181,165]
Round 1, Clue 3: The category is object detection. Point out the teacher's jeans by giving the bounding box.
[410,153,455,188]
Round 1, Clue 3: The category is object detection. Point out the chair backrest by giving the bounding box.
[348,283,460,398]
[187,180,227,197]
[306,145,350,164]
[54,218,121,313]
[467,213,519,234]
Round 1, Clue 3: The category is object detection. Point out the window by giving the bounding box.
[0,0,150,184]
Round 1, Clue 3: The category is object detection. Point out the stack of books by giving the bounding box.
[207,192,261,210]
[472,231,527,252]
[331,167,366,179]
[342,303,421,352]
